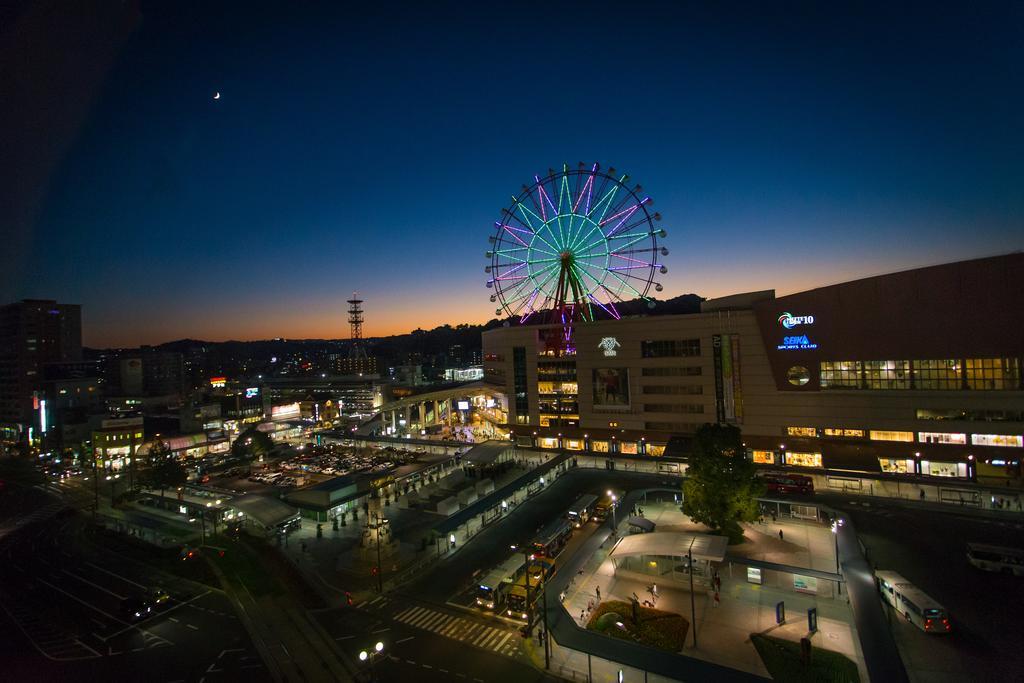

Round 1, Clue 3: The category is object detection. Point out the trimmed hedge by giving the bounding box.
[586,600,689,652]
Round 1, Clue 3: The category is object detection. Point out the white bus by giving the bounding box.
[967,543,1024,576]
[475,553,523,612]
[876,570,951,634]
[567,494,598,528]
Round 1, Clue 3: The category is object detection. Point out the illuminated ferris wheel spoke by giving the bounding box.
[488,163,666,336]
[573,170,596,214]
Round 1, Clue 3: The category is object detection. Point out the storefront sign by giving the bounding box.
[778,312,815,329]
[245,387,259,398]
[777,335,818,350]
[793,575,818,593]
[598,337,621,357]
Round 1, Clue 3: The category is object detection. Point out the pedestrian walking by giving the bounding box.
[713,591,720,607]
[778,529,784,541]
[587,599,593,612]
[919,488,925,500]
[595,585,601,600]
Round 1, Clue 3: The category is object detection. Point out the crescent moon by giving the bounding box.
[214,92,221,100]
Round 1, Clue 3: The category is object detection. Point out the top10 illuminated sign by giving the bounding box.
[778,312,814,329]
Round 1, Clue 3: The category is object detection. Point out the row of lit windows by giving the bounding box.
[642,403,705,414]
[820,358,1021,390]
[641,339,701,358]
[640,385,703,395]
[785,425,1022,447]
[640,366,702,377]
[752,450,822,467]
[917,408,1024,422]
[644,421,700,432]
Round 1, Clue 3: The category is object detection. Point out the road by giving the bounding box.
[0,484,269,682]
[309,467,678,683]
[825,494,1024,683]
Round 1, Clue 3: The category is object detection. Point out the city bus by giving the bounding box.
[567,494,598,528]
[505,557,554,620]
[475,553,524,611]
[533,517,572,558]
[876,570,951,633]
[967,543,1024,576]
[594,490,623,522]
[760,472,814,495]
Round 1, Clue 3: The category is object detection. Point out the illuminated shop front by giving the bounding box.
[784,452,822,468]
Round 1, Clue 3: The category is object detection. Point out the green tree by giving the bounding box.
[682,423,764,544]
[142,441,188,499]
[231,427,274,462]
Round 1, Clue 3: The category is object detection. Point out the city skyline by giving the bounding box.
[5,2,1021,347]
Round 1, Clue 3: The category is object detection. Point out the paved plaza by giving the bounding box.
[554,500,866,681]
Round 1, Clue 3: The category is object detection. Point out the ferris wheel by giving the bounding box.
[486,162,668,326]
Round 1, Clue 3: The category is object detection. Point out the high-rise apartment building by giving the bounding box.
[0,299,82,441]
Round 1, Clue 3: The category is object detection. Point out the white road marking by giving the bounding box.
[62,569,126,600]
[85,562,147,589]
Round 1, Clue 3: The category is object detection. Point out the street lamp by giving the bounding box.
[831,518,844,576]
[606,490,618,531]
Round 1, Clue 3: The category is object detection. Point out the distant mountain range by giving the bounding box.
[89,293,705,360]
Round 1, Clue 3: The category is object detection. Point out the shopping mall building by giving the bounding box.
[481,253,1024,483]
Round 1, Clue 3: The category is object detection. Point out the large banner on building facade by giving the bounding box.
[592,368,630,407]
[713,334,743,423]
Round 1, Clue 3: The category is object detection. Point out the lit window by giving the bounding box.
[752,450,776,464]
[591,440,610,453]
[864,360,911,390]
[869,430,914,442]
[878,458,914,473]
[620,442,639,455]
[971,434,1024,448]
[787,366,810,386]
[820,361,862,389]
[647,444,666,456]
[965,358,1020,390]
[917,432,966,445]
[913,359,961,390]
[823,428,865,438]
[786,427,817,438]
[784,452,822,467]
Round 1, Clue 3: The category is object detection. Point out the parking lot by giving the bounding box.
[0,493,267,682]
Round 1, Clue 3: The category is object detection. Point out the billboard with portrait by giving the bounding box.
[592,368,630,407]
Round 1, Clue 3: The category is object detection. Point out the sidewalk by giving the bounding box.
[554,502,865,681]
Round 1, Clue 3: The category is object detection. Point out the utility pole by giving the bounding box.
[512,544,532,632]
[376,513,384,593]
[688,538,697,648]
[542,573,551,669]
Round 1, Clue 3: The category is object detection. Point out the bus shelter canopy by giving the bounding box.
[610,531,727,563]
[626,516,656,533]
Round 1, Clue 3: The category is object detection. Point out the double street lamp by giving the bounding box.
[606,490,618,531]
[358,641,385,681]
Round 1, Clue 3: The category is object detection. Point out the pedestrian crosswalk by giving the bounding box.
[393,605,519,656]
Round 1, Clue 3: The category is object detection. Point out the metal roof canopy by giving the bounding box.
[463,440,513,466]
[610,531,728,563]
[229,493,300,529]
[625,516,655,532]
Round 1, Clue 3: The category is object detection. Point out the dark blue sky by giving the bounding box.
[7,1,1022,346]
